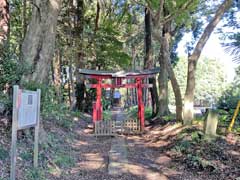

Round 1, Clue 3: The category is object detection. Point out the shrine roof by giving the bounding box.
[79,68,160,78]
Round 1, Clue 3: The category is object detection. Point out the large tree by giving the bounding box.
[183,0,233,124]
[147,0,197,121]
[143,8,159,117]
[74,0,85,111]
[21,0,62,83]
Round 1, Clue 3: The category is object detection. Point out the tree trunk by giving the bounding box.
[22,0,27,39]
[158,22,170,116]
[131,45,137,105]
[158,50,169,116]
[74,0,85,111]
[67,0,76,109]
[52,49,62,102]
[21,0,62,83]
[163,33,183,122]
[94,0,100,33]
[149,77,159,117]
[183,0,232,125]
[0,0,9,45]
[143,8,159,117]
[143,8,153,69]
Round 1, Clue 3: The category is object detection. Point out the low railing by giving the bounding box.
[121,118,141,134]
[94,120,116,137]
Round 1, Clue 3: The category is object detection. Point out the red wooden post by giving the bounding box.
[96,78,102,121]
[136,78,144,131]
[92,102,97,123]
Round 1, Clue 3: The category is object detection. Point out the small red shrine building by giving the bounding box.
[79,68,160,131]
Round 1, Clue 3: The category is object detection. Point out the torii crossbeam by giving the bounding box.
[79,68,160,131]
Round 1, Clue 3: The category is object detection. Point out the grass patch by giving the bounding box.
[20,151,32,161]
[53,152,75,168]
[24,168,45,180]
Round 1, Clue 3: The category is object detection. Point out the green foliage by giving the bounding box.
[53,152,75,168]
[191,131,202,143]
[219,0,240,63]
[0,92,12,111]
[0,147,8,161]
[144,107,152,120]
[169,57,227,106]
[20,151,32,161]
[217,109,231,124]
[128,105,138,118]
[217,67,240,131]
[0,54,24,91]
[103,110,112,121]
[174,140,191,153]
[223,33,240,63]
[24,168,45,180]
[128,105,153,120]
[0,0,32,91]
[93,27,131,70]
[102,95,111,111]
[218,66,240,110]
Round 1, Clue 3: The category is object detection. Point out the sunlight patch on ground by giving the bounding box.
[156,155,172,165]
[71,153,105,173]
[48,163,62,178]
[228,150,240,156]
[125,163,168,180]
[161,123,183,135]
[148,140,171,148]
[71,140,88,148]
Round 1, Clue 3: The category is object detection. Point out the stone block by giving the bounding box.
[204,109,218,136]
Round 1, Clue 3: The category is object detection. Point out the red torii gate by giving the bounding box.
[79,68,160,131]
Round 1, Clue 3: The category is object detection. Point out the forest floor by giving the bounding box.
[0,112,240,180]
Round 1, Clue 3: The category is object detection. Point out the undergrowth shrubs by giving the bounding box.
[53,152,75,168]
[128,105,153,120]
[103,110,112,120]
[24,168,45,180]
[172,128,225,172]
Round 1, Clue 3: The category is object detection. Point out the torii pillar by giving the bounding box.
[136,78,145,131]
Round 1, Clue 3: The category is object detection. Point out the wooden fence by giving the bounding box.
[121,118,141,134]
[94,117,141,136]
[94,120,116,136]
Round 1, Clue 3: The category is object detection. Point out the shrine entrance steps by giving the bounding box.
[108,108,129,175]
[108,136,128,175]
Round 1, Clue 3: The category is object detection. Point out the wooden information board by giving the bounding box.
[18,90,38,129]
[10,85,41,180]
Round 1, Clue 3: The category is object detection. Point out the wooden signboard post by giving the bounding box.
[10,85,41,180]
